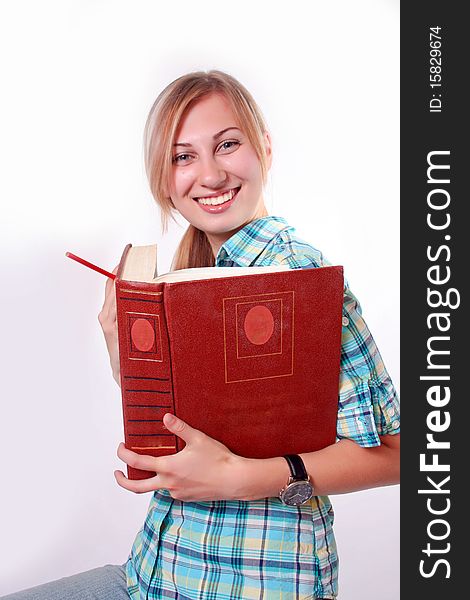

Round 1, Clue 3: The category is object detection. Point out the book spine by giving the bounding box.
[115,279,177,480]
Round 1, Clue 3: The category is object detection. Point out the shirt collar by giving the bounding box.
[215,216,290,267]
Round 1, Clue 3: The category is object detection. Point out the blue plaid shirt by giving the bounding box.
[126,216,400,599]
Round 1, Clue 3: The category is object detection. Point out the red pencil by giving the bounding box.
[66,252,116,280]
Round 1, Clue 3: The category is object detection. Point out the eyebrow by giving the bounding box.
[173,127,241,148]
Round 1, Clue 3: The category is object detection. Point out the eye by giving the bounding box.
[173,153,194,165]
[217,140,240,154]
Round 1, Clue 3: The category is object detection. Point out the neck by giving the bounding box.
[205,232,231,258]
[205,204,269,258]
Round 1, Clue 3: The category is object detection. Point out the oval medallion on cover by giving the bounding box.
[131,318,155,352]
[244,305,275,345]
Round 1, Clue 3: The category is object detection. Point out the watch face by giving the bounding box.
[281,481,313,505]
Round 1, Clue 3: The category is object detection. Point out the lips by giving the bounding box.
[193,186,240,214]
[193,187,240,206]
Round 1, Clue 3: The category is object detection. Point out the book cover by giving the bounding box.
[115,245,344,479]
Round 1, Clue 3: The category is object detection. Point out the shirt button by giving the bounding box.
[387,407,395,417]
[342,316,349,327]
[392,420,400,430]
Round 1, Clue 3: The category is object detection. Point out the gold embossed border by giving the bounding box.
[235,298,283,359]
[126,310,163,362]
[223,291,294,383]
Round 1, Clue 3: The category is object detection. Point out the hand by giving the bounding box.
[114,413,247,501]
[98,264,120,386]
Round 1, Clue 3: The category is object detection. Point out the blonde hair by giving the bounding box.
[143,70,270,270]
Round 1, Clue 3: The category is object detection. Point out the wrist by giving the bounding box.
[230,455,288,501]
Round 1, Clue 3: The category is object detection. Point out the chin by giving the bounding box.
[185,199,263,236]
[201,222,241,236]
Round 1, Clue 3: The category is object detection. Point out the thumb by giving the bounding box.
[163,413,200,444]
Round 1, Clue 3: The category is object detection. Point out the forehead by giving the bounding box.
[175,93,240,141]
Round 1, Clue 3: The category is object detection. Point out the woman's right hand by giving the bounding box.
[98,264,121,387]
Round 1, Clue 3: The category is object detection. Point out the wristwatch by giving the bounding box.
[279,454,314,506]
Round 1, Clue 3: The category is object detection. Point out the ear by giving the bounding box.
[264,131,273,171]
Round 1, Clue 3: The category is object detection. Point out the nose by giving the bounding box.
[197,154,228,189]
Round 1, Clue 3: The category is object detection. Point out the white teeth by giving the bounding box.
[196,188,236,206]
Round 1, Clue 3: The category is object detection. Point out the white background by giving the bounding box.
[0,1,400,597]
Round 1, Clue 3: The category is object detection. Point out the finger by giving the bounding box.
[163,413,202,445]
[104,277,115,303]
[104,265,119,299]
[100,287,113,319]
[106,266,120,314]
[104,332,119,360]
[114,469,161,494]
[117,442,161,472]
[107,290,117,322]
[101,279,118,322]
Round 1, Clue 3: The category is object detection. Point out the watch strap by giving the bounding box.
[283,454,309,481]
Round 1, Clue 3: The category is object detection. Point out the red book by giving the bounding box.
[115,244,344,479]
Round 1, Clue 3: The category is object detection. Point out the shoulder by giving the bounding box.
[256,221,329,269]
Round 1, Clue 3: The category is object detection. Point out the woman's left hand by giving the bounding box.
[114,413,246,501]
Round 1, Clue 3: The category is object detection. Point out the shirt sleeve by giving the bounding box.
[337,285,400,447]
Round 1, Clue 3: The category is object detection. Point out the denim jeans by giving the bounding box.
[1,564,338,599]
[0,564,129,599]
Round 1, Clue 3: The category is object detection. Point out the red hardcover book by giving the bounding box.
[115,244,344,479]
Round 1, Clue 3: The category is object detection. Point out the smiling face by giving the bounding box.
[169,93,272,255]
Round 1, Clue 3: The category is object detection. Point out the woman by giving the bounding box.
[3,70,399,600]
[105,69,400,599]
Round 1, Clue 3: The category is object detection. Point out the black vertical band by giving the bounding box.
[401,2,465,596]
